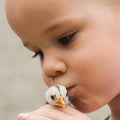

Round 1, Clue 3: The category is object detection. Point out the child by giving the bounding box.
[5,0,120,120]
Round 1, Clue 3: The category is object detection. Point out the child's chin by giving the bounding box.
[69,98,101,113]
[75,104,103,113]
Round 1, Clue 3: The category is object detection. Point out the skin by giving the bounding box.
[5,0,120,120]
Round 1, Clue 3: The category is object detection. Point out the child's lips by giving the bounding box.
[67,85,76,97]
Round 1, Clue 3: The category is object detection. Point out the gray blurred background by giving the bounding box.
[0,0,110,120]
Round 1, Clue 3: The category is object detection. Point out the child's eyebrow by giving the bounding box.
[45,17,79,34]
[46,21,65,33]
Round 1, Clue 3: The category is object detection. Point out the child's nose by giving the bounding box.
[42,58,67,78]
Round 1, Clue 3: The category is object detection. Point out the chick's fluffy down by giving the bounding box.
[45,85,68,107]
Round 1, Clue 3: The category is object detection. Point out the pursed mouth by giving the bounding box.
[66,85,76,96]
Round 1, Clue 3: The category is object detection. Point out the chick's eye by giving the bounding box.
[51,95,55,100]
[32,50,44,59]
[58,32,76,46]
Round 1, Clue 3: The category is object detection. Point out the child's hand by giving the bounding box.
[18,104,90,120]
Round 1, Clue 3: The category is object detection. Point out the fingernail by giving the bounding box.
[18,113,24,118]
[18,113,28,118]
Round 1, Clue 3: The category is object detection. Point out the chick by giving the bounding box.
[45,85,68,107]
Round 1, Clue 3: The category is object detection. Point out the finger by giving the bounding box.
[18,113,52,120]
[17,105,90,120]
[57,105,82,115]
[21,105,69,120]
[28,104,85,119]
[28,104,80,116]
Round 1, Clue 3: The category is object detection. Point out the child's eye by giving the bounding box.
[58,32,76,46]
[32,50,44,59]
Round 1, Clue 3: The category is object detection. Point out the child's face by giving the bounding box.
[7,0,120,112]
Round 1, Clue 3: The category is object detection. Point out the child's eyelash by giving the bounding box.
[32,51,43,58]
[58,31,77,46]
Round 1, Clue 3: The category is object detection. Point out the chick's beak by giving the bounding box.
[56,96,65,107]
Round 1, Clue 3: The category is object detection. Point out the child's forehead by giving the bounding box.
[20,0,81,12]
[8,0,87,27]
[10,0,89,13]
[8,0,108,19]
[12,0,93,25]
